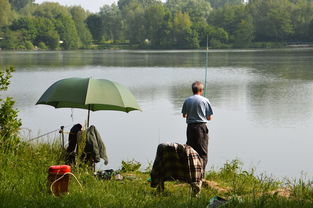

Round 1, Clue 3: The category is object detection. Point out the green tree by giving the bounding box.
[0,66,22,152]
[33,3,80,49]
[86,14,103,42]
[33,2,69,18]
[9,0,34,11]
[99,4,124,42]
[208,4,246,40]
[24,40,34,50]
[10,17,37,42]
[118,0,159,10]
[144,3,170,47]
[0,0,15,27]
[0,29,23,49]
[166,0,212,22]
[193,22,228,47]
[54,14,80,49]
[33,17,59,49]
[37,30,60,49]
[69,6,93,48]
[233,17,254,48]
[247,0,294,41]
[208,0,244,9]
[121,0,146,44]
[309,19,313,41]
[172,12,199,48]
[290,0,313,41]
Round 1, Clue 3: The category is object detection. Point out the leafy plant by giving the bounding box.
[121,159,141,172]
[0,66,22,152]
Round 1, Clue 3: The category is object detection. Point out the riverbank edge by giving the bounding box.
[1,42,313,51]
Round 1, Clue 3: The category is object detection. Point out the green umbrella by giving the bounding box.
[36,77,141,126]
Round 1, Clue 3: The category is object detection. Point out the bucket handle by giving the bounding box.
[50,172,83,197]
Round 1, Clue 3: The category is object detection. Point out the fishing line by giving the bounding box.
[27,124,72,142]
[204,34,209,97]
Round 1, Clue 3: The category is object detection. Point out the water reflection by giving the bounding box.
[1,48,313,79]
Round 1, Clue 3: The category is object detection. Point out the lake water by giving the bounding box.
[2,49,313,179]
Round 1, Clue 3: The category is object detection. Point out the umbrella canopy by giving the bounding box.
[36,77,141,126]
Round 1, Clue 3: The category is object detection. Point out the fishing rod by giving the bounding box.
[204,34,209,97]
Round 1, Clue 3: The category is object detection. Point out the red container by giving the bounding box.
[48,165,71,196]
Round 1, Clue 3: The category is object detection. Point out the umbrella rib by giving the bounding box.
[113,83,126,110]
[85,78,92,109]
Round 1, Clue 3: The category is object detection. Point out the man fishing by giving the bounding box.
[181,81,213,171]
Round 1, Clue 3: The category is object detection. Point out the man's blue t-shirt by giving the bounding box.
[181,95,213,124]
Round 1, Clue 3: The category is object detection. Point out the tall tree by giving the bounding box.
[69,6,93,47]
[208,0,244,9]
[166,0,212,22]
[233,16,254,47]
[172,12,199,48]
[34,17,59,49]
[144,3,170,47]
[99,4,124,42]
[248,0,294,41]
[192,21,228,47]
[309,19,313,41]
[290,0,313,41]
[10,17,37,42]
[118,0,160,10]
[121,0,146,44]
[208,4,246,39]
[33,2,80,49]
[0,29,23,49]
[0,0,15,27]
[9,0,34,11]
[86,14,103,42]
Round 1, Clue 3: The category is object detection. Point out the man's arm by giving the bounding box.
[206,101,213,121]
[182,100,188,118]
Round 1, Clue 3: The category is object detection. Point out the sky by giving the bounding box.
[35,0,117,13]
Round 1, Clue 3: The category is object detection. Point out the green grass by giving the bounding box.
[1,142,313,208]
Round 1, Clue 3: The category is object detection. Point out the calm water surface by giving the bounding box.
[2,49,313,179]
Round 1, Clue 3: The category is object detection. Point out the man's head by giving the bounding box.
[192,81,204,95]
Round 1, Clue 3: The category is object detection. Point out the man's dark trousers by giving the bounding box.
[186,123,208,170]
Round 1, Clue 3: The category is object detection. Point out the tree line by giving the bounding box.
[0,0,313,50]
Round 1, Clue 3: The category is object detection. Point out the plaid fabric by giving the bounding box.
[150,142,203,188]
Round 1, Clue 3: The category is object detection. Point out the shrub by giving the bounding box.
[38,41,47,49]
[121,159,141,172]
[24,40,34,50]
[0,66,22,152]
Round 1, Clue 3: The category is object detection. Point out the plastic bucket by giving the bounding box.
[48,165,71,196]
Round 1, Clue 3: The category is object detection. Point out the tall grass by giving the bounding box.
[1,142,313,208]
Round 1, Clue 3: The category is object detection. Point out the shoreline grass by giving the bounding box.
[1,142,313,208]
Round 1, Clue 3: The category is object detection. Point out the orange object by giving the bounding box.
[48,165,71,196]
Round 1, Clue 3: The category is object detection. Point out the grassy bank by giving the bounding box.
[1,142,313,208]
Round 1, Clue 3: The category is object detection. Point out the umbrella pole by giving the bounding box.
[87,105,90,127]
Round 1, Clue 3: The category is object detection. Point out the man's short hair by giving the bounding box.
[192,81,204,94]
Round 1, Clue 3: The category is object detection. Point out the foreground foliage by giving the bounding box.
[0,66,22,152]
[1,142,313,208]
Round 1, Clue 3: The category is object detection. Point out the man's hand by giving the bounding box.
[183,114,187,118]
[207,115,213,120]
